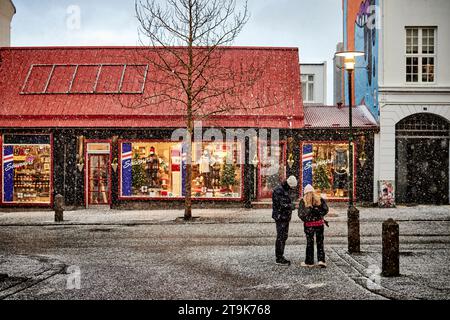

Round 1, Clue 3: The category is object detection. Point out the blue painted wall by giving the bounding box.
[343,0,379,120]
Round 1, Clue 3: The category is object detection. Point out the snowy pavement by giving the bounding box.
[0,204,449,226]
[0,206,449,300]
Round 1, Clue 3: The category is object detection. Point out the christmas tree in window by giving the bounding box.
[221,163,237,195]
[313,159,330,193]
[132,152,147,194]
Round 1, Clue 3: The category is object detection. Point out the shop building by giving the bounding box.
[0,46,377,210]
[300,105,377,204]
[0,46,306,209]
[343,0,450,205]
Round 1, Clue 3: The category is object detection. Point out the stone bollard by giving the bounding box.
[347,205,360,253]
[54,194,64,222]
[382,218,400,277]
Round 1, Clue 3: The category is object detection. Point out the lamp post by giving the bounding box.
[335,51,364,254]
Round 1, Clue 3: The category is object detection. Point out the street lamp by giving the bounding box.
[335,50,364,254]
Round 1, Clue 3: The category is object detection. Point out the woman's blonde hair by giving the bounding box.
[303,191,321,208]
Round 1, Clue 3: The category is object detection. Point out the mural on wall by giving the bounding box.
[343,0,379,120]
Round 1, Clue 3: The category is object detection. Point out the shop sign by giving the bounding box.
[121,143,132,196]
[3,146,14,202]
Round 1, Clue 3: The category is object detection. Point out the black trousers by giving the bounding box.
[275,221,290,259]
[304,226,325,264]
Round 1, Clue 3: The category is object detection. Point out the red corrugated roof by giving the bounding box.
[304,105,378,128]
[0,46,303,128]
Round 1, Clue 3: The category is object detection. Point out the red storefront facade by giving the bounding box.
[0,46,378,209]
[0,46,312,209]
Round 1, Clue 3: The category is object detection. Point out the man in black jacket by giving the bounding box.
[272,176,298,266]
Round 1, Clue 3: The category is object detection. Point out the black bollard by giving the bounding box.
[382,218,400,277]
[347,205,360,253]
[54,194,64,222]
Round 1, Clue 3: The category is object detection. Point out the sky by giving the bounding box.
[10,0,343,104]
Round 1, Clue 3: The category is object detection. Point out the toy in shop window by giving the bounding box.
[332,166,348,197]
[160,172,169,191]
[334,148,348,169]
[211,159,222,193]
[193,176,204,197]
[146,146,160,188]
[198,150,213,190]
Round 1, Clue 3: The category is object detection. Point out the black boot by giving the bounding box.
[276,257,291,266]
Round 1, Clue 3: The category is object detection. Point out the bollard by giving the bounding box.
[382,218,399,277]
[54,194,64,222]
[347,205,360,253]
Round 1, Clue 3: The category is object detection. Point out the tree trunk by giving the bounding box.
[184,120,193,220]
[184,2,194,221]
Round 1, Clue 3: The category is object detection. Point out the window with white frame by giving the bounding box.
[301,74,314,102]
[406,27,436,83]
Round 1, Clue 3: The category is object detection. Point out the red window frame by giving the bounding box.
[0,133,54,207]
[118,139,245,201]
[298,140,357,202]
[84,140,112,207]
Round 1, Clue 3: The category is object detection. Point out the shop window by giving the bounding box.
[120,141,242,199]
[301,142,354,200]
[2,135,52,204]
[191,142,242,198]
[259,142,286,199]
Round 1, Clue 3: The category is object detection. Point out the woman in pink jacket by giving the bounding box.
[298,184,329,268]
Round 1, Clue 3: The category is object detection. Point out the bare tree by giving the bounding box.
[129,0,283,220]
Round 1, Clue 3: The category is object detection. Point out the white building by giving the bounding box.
[300,62,327,105]
[374,0,450,204]
[343,0,449,205]
[0,0,15,47]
